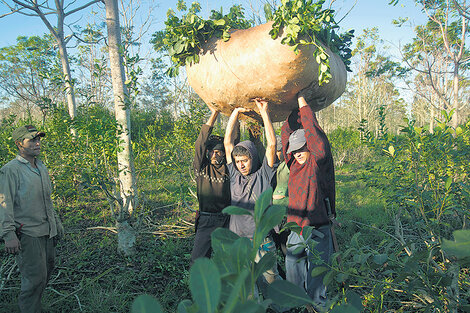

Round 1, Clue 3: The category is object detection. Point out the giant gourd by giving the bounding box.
[186,21,347,123]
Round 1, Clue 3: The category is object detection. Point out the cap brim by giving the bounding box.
[286,142,305,154]
[28,132,46,139]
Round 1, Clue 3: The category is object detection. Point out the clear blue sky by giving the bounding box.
[0,0,427,49]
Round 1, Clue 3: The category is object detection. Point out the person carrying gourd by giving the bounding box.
[281,91,336,311]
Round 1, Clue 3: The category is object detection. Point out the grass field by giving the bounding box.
[0,162,450,312]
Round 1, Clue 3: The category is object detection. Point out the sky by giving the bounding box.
[0,0,429,112]
[0,0,427,51]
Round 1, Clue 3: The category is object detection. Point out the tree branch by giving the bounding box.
[11,0,37,11]
[453,0,470,20]
[64,0,102,17]
[0,5,25,18]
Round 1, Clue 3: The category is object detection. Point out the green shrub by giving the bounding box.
[0,114,19,166]
[329,112,470,311]
[131,189,312,312]
[41,105,118,204]
[131,188,365,312]
[328,127,371,168]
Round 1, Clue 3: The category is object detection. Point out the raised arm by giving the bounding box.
[193,107,219,170]
[297,92,308,109]
[206,106,219,127]
[253,98,276,168]
[282,105,302,165]
[298,92,327,161]
[224,107,248,164]
[281,119,294,166]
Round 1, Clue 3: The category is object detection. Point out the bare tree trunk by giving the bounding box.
[104,0,137,256]
[430,104,434,133]
[56,36,77,123]
[452,63,460,128]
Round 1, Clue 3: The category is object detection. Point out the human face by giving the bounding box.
[209,149,225,165]
[17,136,41,160]
[293,145,310,165]
[234,155,252,176]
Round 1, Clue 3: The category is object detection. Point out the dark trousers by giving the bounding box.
[191,212,229,264]
[17,234,56,313]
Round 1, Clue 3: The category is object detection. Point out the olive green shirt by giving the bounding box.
[273,161,289,207]
[0,155,60,242]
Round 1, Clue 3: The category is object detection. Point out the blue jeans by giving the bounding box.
[285,225,333,309]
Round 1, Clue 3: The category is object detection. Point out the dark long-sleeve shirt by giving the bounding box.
[281,105,336,229]
[193,125,231,213]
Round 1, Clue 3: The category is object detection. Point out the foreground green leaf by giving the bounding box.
[131,295,164,313]
[190,258,221,313]
[265,280,312,308]
[223,205,253,216]
[254,187,273,223]
[442,230,470,259]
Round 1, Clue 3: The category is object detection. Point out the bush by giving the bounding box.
[328,112,470,311]
[328,127,371,168]
[0,114,19,166]
[41,105,118,204]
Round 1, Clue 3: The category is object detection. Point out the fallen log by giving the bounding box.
[186,21,347,123]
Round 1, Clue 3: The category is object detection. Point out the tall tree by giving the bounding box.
[75,22,112,107]
[393,0,470,127]
[337,28,405,134]
[402,22,452,129]
[422,0,469,127]
[0,0,102,125]
[0,34,62,121]
[104,0,137,256]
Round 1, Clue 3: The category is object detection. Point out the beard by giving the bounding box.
[212,157,223,165]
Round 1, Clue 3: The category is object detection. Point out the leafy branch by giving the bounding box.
[152,1,252,77]
[155,0,354,86]
[269,0,354,85]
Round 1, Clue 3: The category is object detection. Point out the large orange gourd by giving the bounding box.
[186,21,347,122]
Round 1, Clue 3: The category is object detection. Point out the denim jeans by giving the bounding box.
[254,235,287,313]
[285,225,333,309]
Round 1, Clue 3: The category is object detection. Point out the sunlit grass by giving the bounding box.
[0,161,393,313]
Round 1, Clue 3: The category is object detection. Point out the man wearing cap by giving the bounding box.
[191,107,231,263]
[0,125,64,313]
[281,91,336,311]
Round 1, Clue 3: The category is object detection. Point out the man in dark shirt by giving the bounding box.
[223,99,278,239]
[191,107,231,263]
